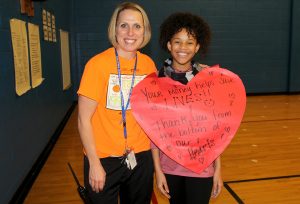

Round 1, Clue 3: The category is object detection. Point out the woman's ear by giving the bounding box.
[167,41,171,52]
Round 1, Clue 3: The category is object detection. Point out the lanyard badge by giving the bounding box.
[115,48,137,170]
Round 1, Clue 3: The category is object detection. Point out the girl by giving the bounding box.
[152,12,223,204]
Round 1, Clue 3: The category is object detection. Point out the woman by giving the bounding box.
[77,2,156,204]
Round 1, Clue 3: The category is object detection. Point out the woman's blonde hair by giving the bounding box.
[108,2,151,49]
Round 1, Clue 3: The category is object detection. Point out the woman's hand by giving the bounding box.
[155,170,170,199]
[89,160,106,193]
[78,95,106,192]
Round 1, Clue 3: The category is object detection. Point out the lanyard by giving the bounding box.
[114,48,138,140]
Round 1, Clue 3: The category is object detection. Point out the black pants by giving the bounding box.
[84,150,154,204]
[165,174,213,204]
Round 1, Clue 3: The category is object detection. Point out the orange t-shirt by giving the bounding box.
[78,47,156,158]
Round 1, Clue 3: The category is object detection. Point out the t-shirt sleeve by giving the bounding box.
[77,58,104,102]
[140,53,157,74]
[147,56,157,74]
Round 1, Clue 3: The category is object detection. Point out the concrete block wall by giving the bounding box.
[73,0,298,93]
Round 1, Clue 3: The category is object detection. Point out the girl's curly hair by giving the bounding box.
[159,12,211,56]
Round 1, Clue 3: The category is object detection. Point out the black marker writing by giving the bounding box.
[188,139,215,160]
[141,87,163,103]
[213,110,232,120]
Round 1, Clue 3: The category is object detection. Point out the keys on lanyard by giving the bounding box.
[115,48,138,170]
[121,148,137,170]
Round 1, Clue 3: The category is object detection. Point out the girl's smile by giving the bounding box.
[167,28,200,73]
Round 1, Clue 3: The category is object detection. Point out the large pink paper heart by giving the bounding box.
[131,65,246,173]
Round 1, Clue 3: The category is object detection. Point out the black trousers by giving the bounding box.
[84,150,154,204]
[165,174,213,204]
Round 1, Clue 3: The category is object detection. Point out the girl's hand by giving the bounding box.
[211,168,223,198]
[155,170,171,199]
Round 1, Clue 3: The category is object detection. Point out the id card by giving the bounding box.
[126,150,137,170]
